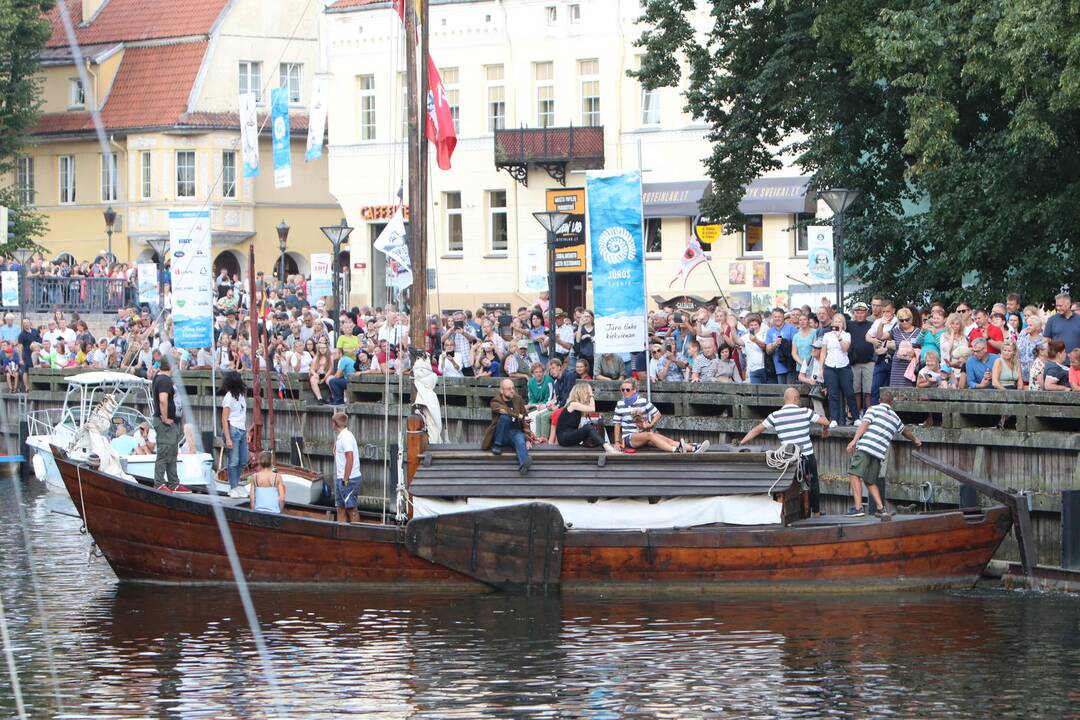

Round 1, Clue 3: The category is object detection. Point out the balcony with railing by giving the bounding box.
[494,125,605,187]
[1,276,133,314]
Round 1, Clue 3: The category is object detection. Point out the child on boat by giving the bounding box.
[249,451,285,514]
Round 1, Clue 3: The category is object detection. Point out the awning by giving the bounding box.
[738,176,816,215]
[642,180,711,218]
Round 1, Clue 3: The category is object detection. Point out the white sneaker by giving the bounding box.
[829,420,839,429]
[694,440,711,454]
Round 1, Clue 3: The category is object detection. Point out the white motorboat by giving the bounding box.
[26,371,218,495]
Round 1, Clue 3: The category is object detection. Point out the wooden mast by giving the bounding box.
[405,0,428,351]
[248,241,262,455]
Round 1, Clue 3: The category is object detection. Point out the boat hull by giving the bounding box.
[58,454,1011,592]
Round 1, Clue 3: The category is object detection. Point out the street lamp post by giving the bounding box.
[531,211,570,360]
[103,205,117,261]
[819,188,861,312]
[320,219,354,340]
[276,220,290,286]
[147,237,169,313]
[11,247,32,320]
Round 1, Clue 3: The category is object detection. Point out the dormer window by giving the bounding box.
[69,78,85,108]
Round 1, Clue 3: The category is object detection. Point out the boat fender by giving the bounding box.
[32,454,47,482]
[86,453,102,470]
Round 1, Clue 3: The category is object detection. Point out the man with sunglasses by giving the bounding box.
[613,379,708,454]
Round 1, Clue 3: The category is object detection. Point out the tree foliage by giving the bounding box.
[0,0,52,253]
[634,0,1080,307]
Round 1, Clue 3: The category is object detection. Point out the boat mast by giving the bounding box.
[405,0,428,350]
[248,241,263,455]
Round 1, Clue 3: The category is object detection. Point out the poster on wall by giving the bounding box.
[309,253,333,302]
[168,209,213,348]
[586,170,646,354]
[137,262,159,304]
[806,225,834,282]
[0,271,18,307]
[775,289,790,310]
[519,243,548,293]
[752,292,775,312]
[728,262,746,285]
[752,261,770,288]
[729,291,752,313]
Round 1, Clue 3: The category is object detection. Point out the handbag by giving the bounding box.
[903,354,919,383]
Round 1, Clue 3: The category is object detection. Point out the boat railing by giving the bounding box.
[26,407,69,437]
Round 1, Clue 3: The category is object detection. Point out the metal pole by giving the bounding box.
[278,248,285,287]
[107,228,113,260]
[834,213,843,312]
[331,239,341,340]
[547,230,557,361]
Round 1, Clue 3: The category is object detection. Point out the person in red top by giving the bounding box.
[967,309,1003,354]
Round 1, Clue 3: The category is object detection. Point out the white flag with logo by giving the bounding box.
[306,74,329,161]
[373,207,413,290]
[239,92,260,178]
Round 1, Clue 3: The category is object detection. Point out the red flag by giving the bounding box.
[669,235,708,288]
[425,57,457,170]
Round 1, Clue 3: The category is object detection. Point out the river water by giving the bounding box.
[2,478,1078,719]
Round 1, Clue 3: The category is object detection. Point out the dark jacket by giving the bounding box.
[480,392,529,450]
[847,319,875,364]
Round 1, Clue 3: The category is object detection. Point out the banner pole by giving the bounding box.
[704,262,732,310]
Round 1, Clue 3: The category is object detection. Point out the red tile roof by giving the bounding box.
[178,112,312,133]
[34,41,207,135]
[45,0,229,48]
[327,0,387,9]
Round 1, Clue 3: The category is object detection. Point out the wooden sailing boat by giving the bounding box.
[47,0,1016,593]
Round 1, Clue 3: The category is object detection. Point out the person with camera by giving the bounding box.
[481,378,534,475]
[446,310,477,376]
[822,313,859,425]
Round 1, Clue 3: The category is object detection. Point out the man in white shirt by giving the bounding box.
[332,411,362,523]
[56,318,77,346]
[740,314,768,384]
[554,311,575,360]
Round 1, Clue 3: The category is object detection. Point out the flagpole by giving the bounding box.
[414,0,429,349]
[404,0,424,349]
[704,262,732,310]
[637,140,651,403]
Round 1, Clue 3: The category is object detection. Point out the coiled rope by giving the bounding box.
[766,445,802,494]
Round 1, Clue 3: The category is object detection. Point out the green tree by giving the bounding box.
[0,0,52,253]
[634,0,1080,307]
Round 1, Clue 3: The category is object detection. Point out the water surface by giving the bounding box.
[1,479,1078,718]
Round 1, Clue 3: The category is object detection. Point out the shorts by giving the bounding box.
[848,450,882,485]
[335,476,362,508]
[851,362,874,393]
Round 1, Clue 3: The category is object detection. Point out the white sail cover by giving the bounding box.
[411,357,443,443]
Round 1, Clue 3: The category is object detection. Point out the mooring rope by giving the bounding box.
[766,445,801,494]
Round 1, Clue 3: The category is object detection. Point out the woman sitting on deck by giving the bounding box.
[249,451,286,514]
[554,382,618,453]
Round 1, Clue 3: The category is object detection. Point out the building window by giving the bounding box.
[222,151,237,198]
[579,59,600,127]
[569,3,581,22]
[485,65,505,132]
[140,152,152,199]
[645,218,662,255]
[440,67,460,134]
[58,155,75,204]
[488,190,508,252]
[545,5,557,23]
[279,62,302,104]
[239,61,263,103]
[445,191,463,253]
[176,150,196,198]
[742,214,764,255]
[16,157,34,206]
[69,79,85,108]
[794,212,814,255]
[358,74,376,140]
[101,152,118,202]
[535,61,554,128]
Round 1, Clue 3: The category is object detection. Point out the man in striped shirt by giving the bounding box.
[613,378,709,453]
[845,390,922,517]
[738,387,833,515]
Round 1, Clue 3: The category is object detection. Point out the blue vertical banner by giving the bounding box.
[271,86,292,189]
[168,209,214,348]
[586,170,647,354]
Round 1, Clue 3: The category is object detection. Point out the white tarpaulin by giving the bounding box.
[412,495,782,530]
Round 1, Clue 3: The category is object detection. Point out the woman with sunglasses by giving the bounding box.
[822,314,859,424]
[309,340,333,404]
[888,307,922,388]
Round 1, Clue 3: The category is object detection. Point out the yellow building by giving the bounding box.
[12,0,342,281]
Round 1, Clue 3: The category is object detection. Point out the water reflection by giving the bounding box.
[2,480,1079,718]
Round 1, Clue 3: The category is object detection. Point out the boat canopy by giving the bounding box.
[64,371,150,387]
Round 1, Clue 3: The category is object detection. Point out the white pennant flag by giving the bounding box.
[306,74,329,161]
[239,92,260,178]
[373,207,413,290]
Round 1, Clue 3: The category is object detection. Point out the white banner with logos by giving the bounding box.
[168,209,214,348]
[0,271,18,307]
[137,262,159,305]
[309,252,333,303]
[239,92,260,178]
[306,74,329,162]
[806,225,834,283]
